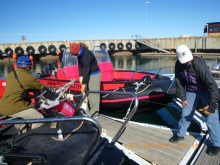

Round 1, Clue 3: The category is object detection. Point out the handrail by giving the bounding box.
[0,116,101,165]
[129,65,175,81]
[77,91,139,148]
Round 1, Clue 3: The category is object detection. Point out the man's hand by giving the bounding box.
[81,84,86,93]
[182,100,189,107]
[199,102,218,115]
[79,77,83,84]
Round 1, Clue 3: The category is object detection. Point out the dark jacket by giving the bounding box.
[0,68,49,115]
[175,56,219,103]
[77,48,100,84]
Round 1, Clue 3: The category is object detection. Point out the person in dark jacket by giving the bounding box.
[0,55,50,130]
[69,43,101,119]
[169,45,220,156]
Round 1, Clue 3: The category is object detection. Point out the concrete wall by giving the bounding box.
[0,36,219,55]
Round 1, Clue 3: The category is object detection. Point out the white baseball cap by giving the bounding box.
[176,45,193,64]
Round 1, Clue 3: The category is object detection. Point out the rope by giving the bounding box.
[101,88,119,98]
[123,82,151,120]
[135,84,151,94]
[0,136,16,153]
[51,121,84,142]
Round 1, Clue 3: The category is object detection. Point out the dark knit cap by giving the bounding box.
[17,55,32,67]
[69,43,80,55]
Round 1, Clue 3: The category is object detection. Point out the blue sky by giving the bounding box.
[0,0,219,44]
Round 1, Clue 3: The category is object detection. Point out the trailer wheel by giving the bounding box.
[26,46,35,55]
[38,45,47,54]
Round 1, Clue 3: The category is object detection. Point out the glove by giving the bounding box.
[199,102,218,115]
[79,76,83,84]
[81,84,86,93]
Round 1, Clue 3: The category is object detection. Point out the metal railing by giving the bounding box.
[0,116,101,165]
[129,65,175,81]
[131,35,170,53]
[77,91,139,147]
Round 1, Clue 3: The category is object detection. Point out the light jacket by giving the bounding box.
[0,68,49,115]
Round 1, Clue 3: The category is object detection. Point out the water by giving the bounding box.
[2,54,218,133]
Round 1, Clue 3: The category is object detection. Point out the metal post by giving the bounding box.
[146,2,149,38]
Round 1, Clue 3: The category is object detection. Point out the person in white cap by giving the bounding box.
[169,45,220,156]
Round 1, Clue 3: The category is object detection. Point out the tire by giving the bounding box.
[126,42,132,50]
[108,43,115,51]
[100,43,106,49]
[38,45,47,54]
[117,43,124,50]
[26,46,35,55]
[5,48,13,57]
[15,47,24,56]
[59,44,66,53]
[135,43,141,50]
[48,45,56,54]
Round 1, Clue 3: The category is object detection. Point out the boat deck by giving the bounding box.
[97,115,202,165]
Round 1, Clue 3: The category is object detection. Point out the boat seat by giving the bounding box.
[41,63,55,76]
[153,74,172,93]
[141,75,152,81]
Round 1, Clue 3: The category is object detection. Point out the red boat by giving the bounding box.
[36,47,176,112]
[0,47,176,112]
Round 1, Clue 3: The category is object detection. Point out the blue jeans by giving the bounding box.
[177,90,220,147]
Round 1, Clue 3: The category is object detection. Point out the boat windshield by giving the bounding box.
[93,46,112,63]
[61,48,78,67]
[61,47,111,68]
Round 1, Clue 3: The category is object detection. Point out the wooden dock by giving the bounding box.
[193,137,220,165]
[97,115,202,165]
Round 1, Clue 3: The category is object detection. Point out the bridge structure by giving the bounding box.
[0,36,220,58]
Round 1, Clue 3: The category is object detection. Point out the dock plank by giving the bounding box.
[98,116,199,165]
[194,139,220,165]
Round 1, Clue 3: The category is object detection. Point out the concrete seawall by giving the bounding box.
[0,36,220,58]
